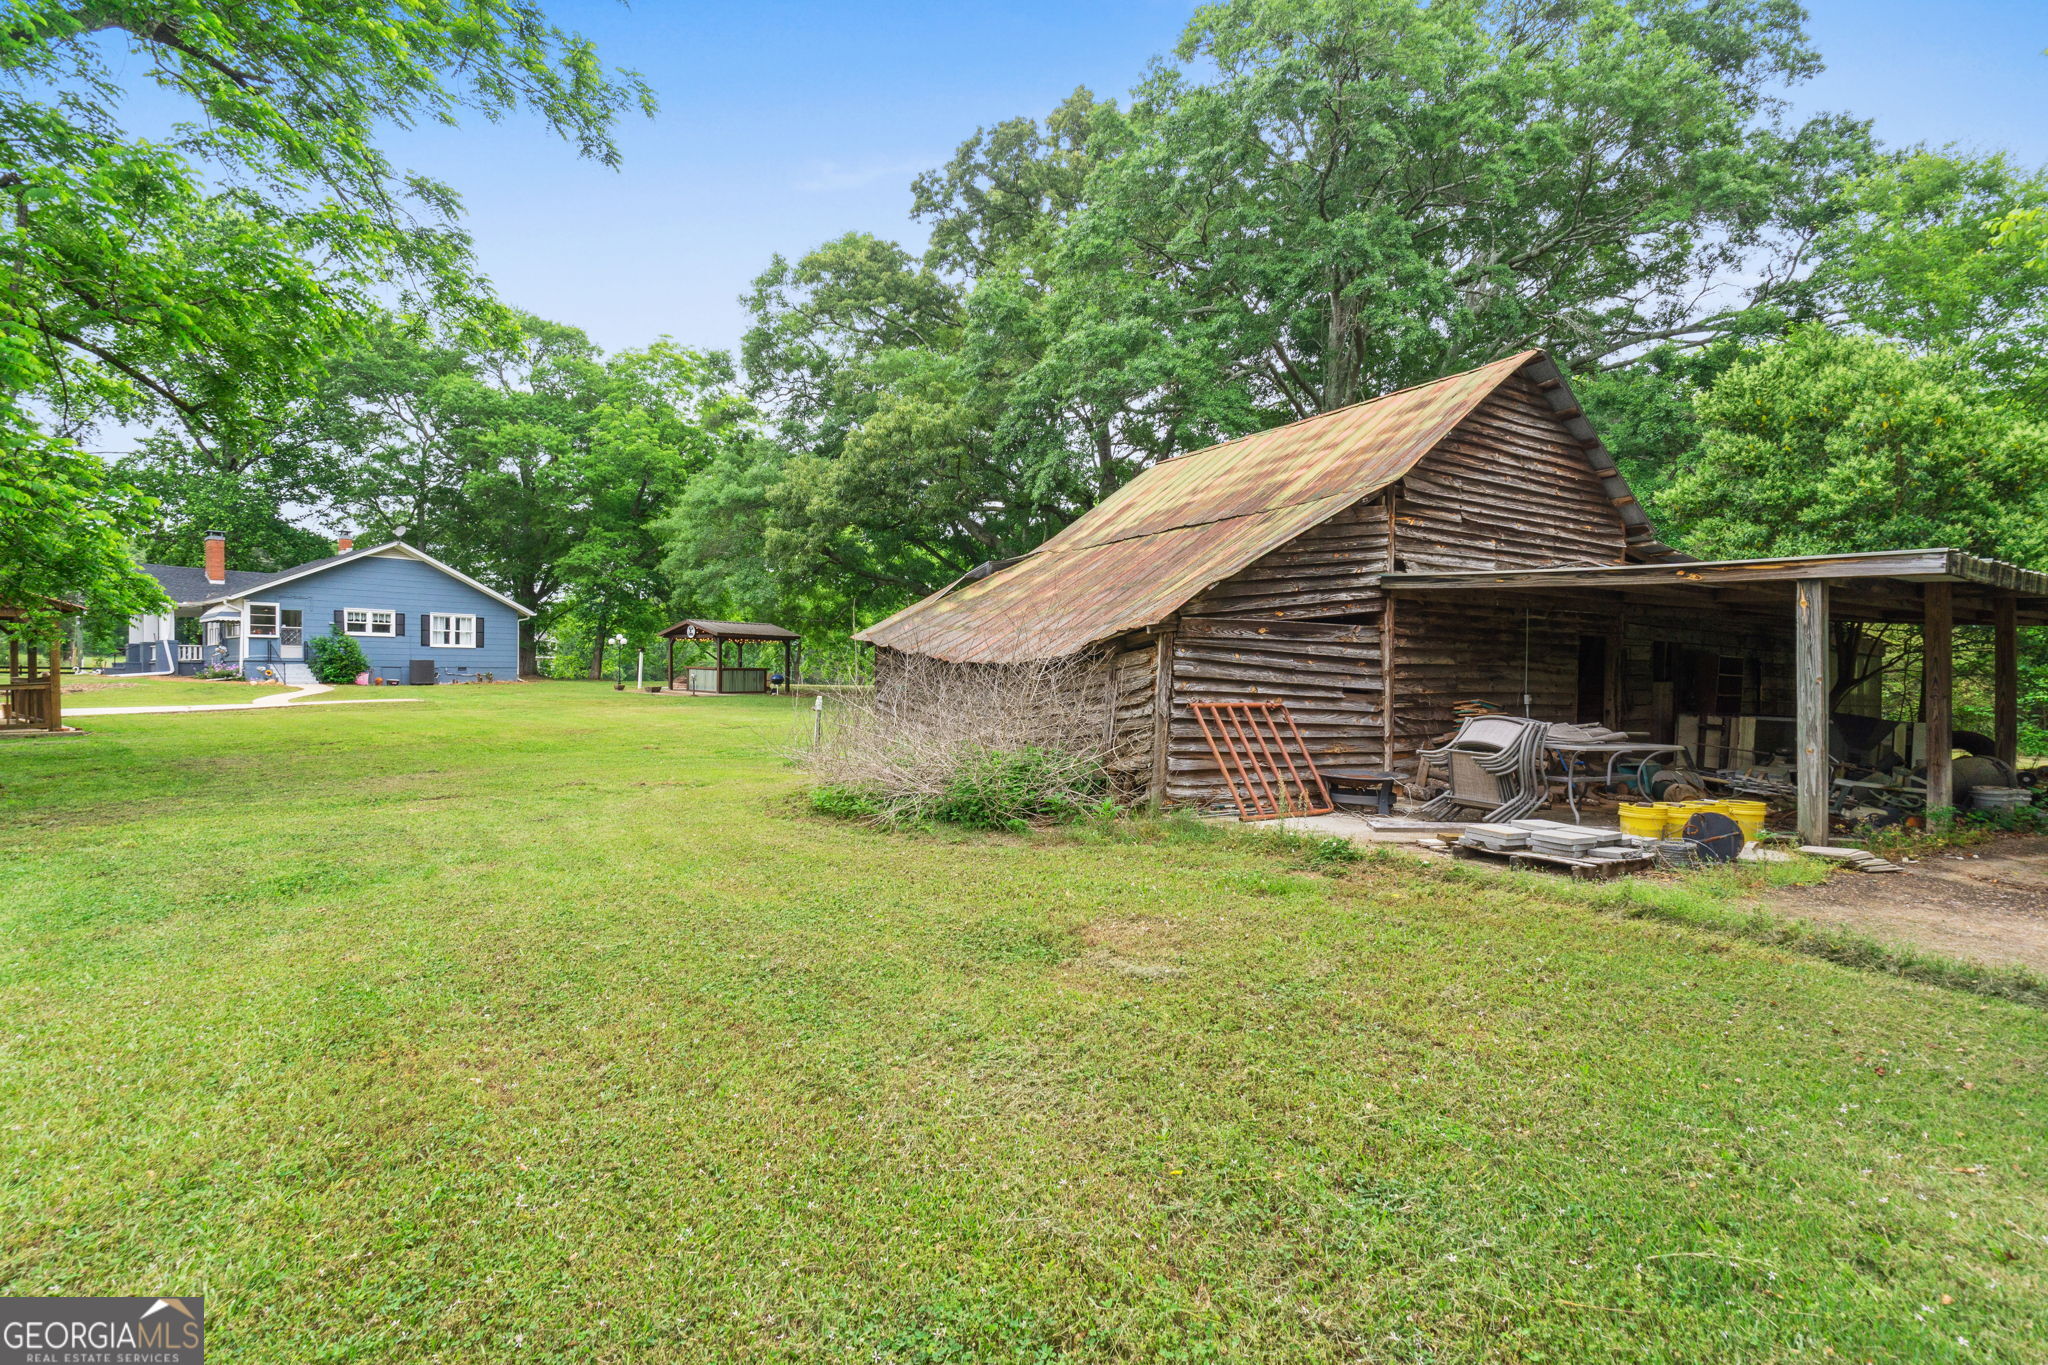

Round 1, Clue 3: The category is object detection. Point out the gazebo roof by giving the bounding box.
[659,619,799,642]
[0,598,85,620]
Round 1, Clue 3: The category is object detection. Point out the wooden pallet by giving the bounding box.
[1451,843,1655,881]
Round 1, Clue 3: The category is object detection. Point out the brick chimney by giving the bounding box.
[203,532,227,585]
[337,534,355,553]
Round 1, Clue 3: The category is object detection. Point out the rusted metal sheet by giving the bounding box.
[859,352,1540,663]
[1041,353,1536,552]
[859,495,1355,663]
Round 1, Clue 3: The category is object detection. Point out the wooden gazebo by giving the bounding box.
[659,619,800,694]
[2,600,84,734]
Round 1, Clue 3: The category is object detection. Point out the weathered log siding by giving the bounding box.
[1182,497,1391,620]
[1395,374,1627,571]
[1161,617,1383,805]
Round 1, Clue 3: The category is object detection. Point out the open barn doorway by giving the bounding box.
[1575,634,1609,724]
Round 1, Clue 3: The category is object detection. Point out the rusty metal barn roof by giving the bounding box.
[856,352,1541,663]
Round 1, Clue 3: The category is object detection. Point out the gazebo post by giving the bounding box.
[667,637,675,690]
[1994,591,2019,769]
[1794,579,1830,845]
[1924,582,1954,815]
[47,627,63,731]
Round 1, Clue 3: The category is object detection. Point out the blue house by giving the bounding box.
[120,534,532,684]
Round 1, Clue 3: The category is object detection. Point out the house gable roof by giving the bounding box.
[145,542,536,617]
[857,351,1661,664]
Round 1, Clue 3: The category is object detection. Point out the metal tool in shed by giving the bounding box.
[1189,700,1333,821]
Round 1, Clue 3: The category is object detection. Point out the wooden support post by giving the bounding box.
[48,629,62,731]
[1794,578,1830,845]
[1149,627,1175,810]
[1380,592,1398,773]
[667,638,675,690]
[1994,591,2019,769]
[1924,582,1954,815]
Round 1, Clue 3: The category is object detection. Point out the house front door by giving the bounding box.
[280,611,304,660]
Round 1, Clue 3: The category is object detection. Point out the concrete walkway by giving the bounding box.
[66,682,424,717]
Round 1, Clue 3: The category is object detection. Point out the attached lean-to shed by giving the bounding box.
[856,349,2048,837]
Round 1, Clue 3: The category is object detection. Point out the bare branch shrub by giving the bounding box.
[797,647,1141,826]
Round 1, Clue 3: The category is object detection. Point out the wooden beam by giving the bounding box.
[1795,579,1830,844]
[48,628,62,730]
[1381,590,1399,773]
[1994,591,2019,768]
[1149,627,1176,810]
[1924,582,1954,814]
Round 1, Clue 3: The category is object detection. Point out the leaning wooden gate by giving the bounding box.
[1189,700,1333,820]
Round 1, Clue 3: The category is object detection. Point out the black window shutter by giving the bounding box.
[474,614,485,649]
[394,612,405,638]
[332,609,344,631]
[421,613,432,646]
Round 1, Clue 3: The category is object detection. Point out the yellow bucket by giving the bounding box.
[1665,800,1726,836]
[1725,800,1767,841]
[1618,804,1666,839]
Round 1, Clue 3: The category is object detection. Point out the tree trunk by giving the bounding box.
[587,620,610,680]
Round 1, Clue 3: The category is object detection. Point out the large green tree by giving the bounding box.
[197,313,737,675]
[0,1,650,638]
[700,0,1872,639]
[1052,0,1865,417]
[1,0,650,451]
[0,441,165,637]
[1658,328,2048,564]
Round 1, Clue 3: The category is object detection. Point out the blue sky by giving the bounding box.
[154,0,2048,363]
[393,0,2043,359]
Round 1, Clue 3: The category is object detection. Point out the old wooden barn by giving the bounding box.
[856,351,2048,840]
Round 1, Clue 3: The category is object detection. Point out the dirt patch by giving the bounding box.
[1069,916,1187,981]
[1766,836,2048,975]
[62,678,149,694]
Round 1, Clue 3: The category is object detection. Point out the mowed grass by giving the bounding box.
[2,684,2044,1363]
[63,675,297,707]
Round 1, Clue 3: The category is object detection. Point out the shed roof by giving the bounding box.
[1383,548,2048,625]
[858,351,1634,663]
[659,619,800,642]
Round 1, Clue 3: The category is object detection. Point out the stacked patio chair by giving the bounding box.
[1413,714,1552,821]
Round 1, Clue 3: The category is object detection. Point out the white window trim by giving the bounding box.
[344,608,397,637]
[429,612,479,648]
[247,601,280,639]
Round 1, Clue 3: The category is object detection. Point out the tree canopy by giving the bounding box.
[0,0,649,638]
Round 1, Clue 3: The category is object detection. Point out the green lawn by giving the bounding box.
[2,684,2043,1362]
[63,675,298,707]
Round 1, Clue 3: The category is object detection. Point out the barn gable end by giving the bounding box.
[1395,371,1628,572]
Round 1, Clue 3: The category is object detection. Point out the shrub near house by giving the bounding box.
[308,627,372,684]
